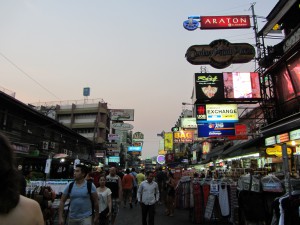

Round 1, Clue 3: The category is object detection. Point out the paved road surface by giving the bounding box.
[114,203,193,225]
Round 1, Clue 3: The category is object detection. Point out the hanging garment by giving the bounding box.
[229,184,238,224]
[193,182,204,224]
[218,183,230,216]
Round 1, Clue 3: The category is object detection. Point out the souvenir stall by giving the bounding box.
[28,180,72,225]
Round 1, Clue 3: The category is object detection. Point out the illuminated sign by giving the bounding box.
[181,117,197,129]
[164,132,173,151]
[198,122,235,137]
[202,141,211,155]
[186,39,255,69]
[290,129,300,140]
[108,156,120,163]
[128,146,142,152]
[196,104,207,121]
[200,15,251,29]
[183,19,199,31]
[165,153,174,163]
[266,145,292,157]
[276,133,289,144]
[173,131,194,143]
[206,104,238,123]
[195,72,261,101]
[132,132,144,141]
[265,136,276,146]
[157,155,165,165]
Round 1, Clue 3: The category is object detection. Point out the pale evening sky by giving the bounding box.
[0,0,279,158]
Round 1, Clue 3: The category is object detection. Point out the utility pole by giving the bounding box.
[250,2,261,69]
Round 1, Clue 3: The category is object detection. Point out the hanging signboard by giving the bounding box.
[111,123,134,131]
[290,129,300,140]
[186,39,255,69]
[110,109,134,121]
[276,133,289,143]
[164,132,173,151]
[173,131,194,143]
[181,117,197,129]
[200,15,251,29]
[265,136,276,146]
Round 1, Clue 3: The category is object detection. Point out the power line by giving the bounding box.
[0,51,61,100]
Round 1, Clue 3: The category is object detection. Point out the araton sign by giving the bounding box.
[111,123,134,131]
[200,15,251,29]
[185,39,255,69]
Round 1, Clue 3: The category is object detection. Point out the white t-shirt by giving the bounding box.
[97,187,112,212]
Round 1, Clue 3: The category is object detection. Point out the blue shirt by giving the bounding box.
[63,180,97,219]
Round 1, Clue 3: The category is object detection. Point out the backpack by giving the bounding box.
[67,180,94,215]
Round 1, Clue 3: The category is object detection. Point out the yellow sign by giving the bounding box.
[158,150,166,155]
[164,132,173,151]
[266,145,292,157]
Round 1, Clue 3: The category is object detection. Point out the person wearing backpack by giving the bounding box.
[58,164,99,225]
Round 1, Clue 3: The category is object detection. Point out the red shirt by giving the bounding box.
[122,174,134,190]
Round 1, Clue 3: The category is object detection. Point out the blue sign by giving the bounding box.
[128,146,142,152]
[183,19,199,31]
[83,87,90,96]
[197,122,235,137]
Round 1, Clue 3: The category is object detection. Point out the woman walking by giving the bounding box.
[165,171,176,217]
[97,175,112,225]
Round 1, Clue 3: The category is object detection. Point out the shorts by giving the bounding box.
[68,215,92,225]
[123,189,132,200]
[111,198,120,217]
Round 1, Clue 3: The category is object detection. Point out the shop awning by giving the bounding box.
[221,137,264,158]
[261,112,300,137]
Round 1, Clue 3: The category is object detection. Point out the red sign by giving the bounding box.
[235,124,247,136]
[200,15,251,29]
[165,153,174,164]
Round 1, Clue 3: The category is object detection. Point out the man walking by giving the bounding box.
[155,167,167,204]
[137,171,159,225]
[58,164,99,225]
[106,167,122,225]
[122,168,134,208]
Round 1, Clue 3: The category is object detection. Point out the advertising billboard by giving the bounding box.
[111,123,134,131]
[198,122,236,137]
[195,72,261,102]
[173,131,194,143]
[128,146,142,152]
[196,104,238,123]
[181,117,197,129]
[186,39,255,69]
[164,132,173,151]
[200,15,251,29]
[110,109,134,121]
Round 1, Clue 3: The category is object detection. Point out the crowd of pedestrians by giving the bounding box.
[0,132,179,225]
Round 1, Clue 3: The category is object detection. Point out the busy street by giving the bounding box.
[1,1,300,225]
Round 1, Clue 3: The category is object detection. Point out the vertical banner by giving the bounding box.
[164,132,173,151]
[45,159,52,174]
